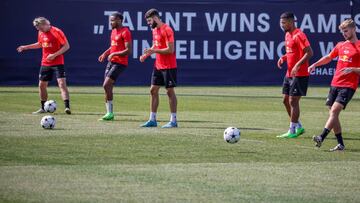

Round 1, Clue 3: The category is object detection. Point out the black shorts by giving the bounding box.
[282,76,309,96]
[151,68,177,88]
[39,65,66,81]
[105,62,126,81]
[326,86,355,109]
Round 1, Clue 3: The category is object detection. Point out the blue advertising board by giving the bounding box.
[0,0,359,86]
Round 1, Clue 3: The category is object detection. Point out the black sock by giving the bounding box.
[320,128,330,140]
[335,133,344,146]
[64,100,70,109]
[41,101,46,110]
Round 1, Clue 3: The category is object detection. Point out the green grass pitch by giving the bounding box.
[1,86,360,202]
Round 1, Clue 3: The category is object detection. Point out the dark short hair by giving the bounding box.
[111,12,124,20]
[280,12,295,20]
[145,8,159,19]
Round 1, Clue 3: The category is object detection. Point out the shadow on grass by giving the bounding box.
[180,120,222,123]
[327,137,360,141]
[184,126,268,131]
[343,137,360,141]
[110,119,221,123]
[346,148,360,153]
[73,112,139,116]
[48,128,66,131]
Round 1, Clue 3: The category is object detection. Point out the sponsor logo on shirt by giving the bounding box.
[41,36,52,48]
[111,40,118,46]
[339,55,352,63]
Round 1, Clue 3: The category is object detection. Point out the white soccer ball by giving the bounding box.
[224,127,241,144]
[44,100,57,113]
[40,115,56,129]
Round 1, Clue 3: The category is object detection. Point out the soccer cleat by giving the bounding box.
[140,120,157,127]
[276,131,290,138]
[329,144,345,152]
[98,113,114,121]
[312,135,323,148]
[288,130,302,138]
[161,121,178,128]
[276,131,295,138]
[64,108,71,115]
[296,127,305,136]
[32,108,46,114]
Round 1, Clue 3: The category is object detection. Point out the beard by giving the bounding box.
[151,21,158,29]
[111,24,118,29]
[280,26,288,32]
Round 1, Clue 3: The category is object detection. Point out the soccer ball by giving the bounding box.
[44,100,57,113]
[223,127,241,143]
[40,115,56,129]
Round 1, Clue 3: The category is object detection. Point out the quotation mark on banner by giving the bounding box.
[94,25,104,34]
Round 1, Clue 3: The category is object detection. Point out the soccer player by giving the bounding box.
[139,8,178,128]
[309,19,360,151]
[98,12,132,121]
[277,12,313,138]
[17,17,71,114]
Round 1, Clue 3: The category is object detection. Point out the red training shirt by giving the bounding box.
[38,26,68,66]
[284,28,311,77]
[110,27,132,66]
[329,40,360,90]
[152,24,177,70]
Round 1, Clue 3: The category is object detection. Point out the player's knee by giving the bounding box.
[289,98,299,107]
[58,82,66,90]
[330,108,341,117]
[39,81,47,89]
[150,88,159,96]
[166,89,175,97]
[282,96,289,104]
[57,79,67,88]
[102,82,111,90]
[282,98,288,105]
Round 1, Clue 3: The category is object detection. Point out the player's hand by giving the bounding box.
[17,46,26,53]
[139,55,146,63]
[308,64,316,73]
[98,54,106,62]
[107,53,114,61]
[144,48,155,55]
[46,54,56,61]
[290,65,299,77]
[277,58,284,69]
[342,67,353,75]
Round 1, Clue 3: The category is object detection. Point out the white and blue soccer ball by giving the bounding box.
[44,100,57,113]
[41,115,56,129]
[223,127,241,143]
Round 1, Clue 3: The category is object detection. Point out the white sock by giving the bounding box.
[289,122,297,134]
[149,112,157,121]
[170,113,177,123]
[106,100,113,113]
[297,121,303,129]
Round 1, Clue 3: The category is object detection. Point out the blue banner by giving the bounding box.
[1,0,359,86]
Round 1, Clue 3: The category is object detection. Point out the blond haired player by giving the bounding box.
[309,19,360,151]
[17,17,71,114]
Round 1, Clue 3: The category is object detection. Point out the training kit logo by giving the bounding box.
[339,55,352,63]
